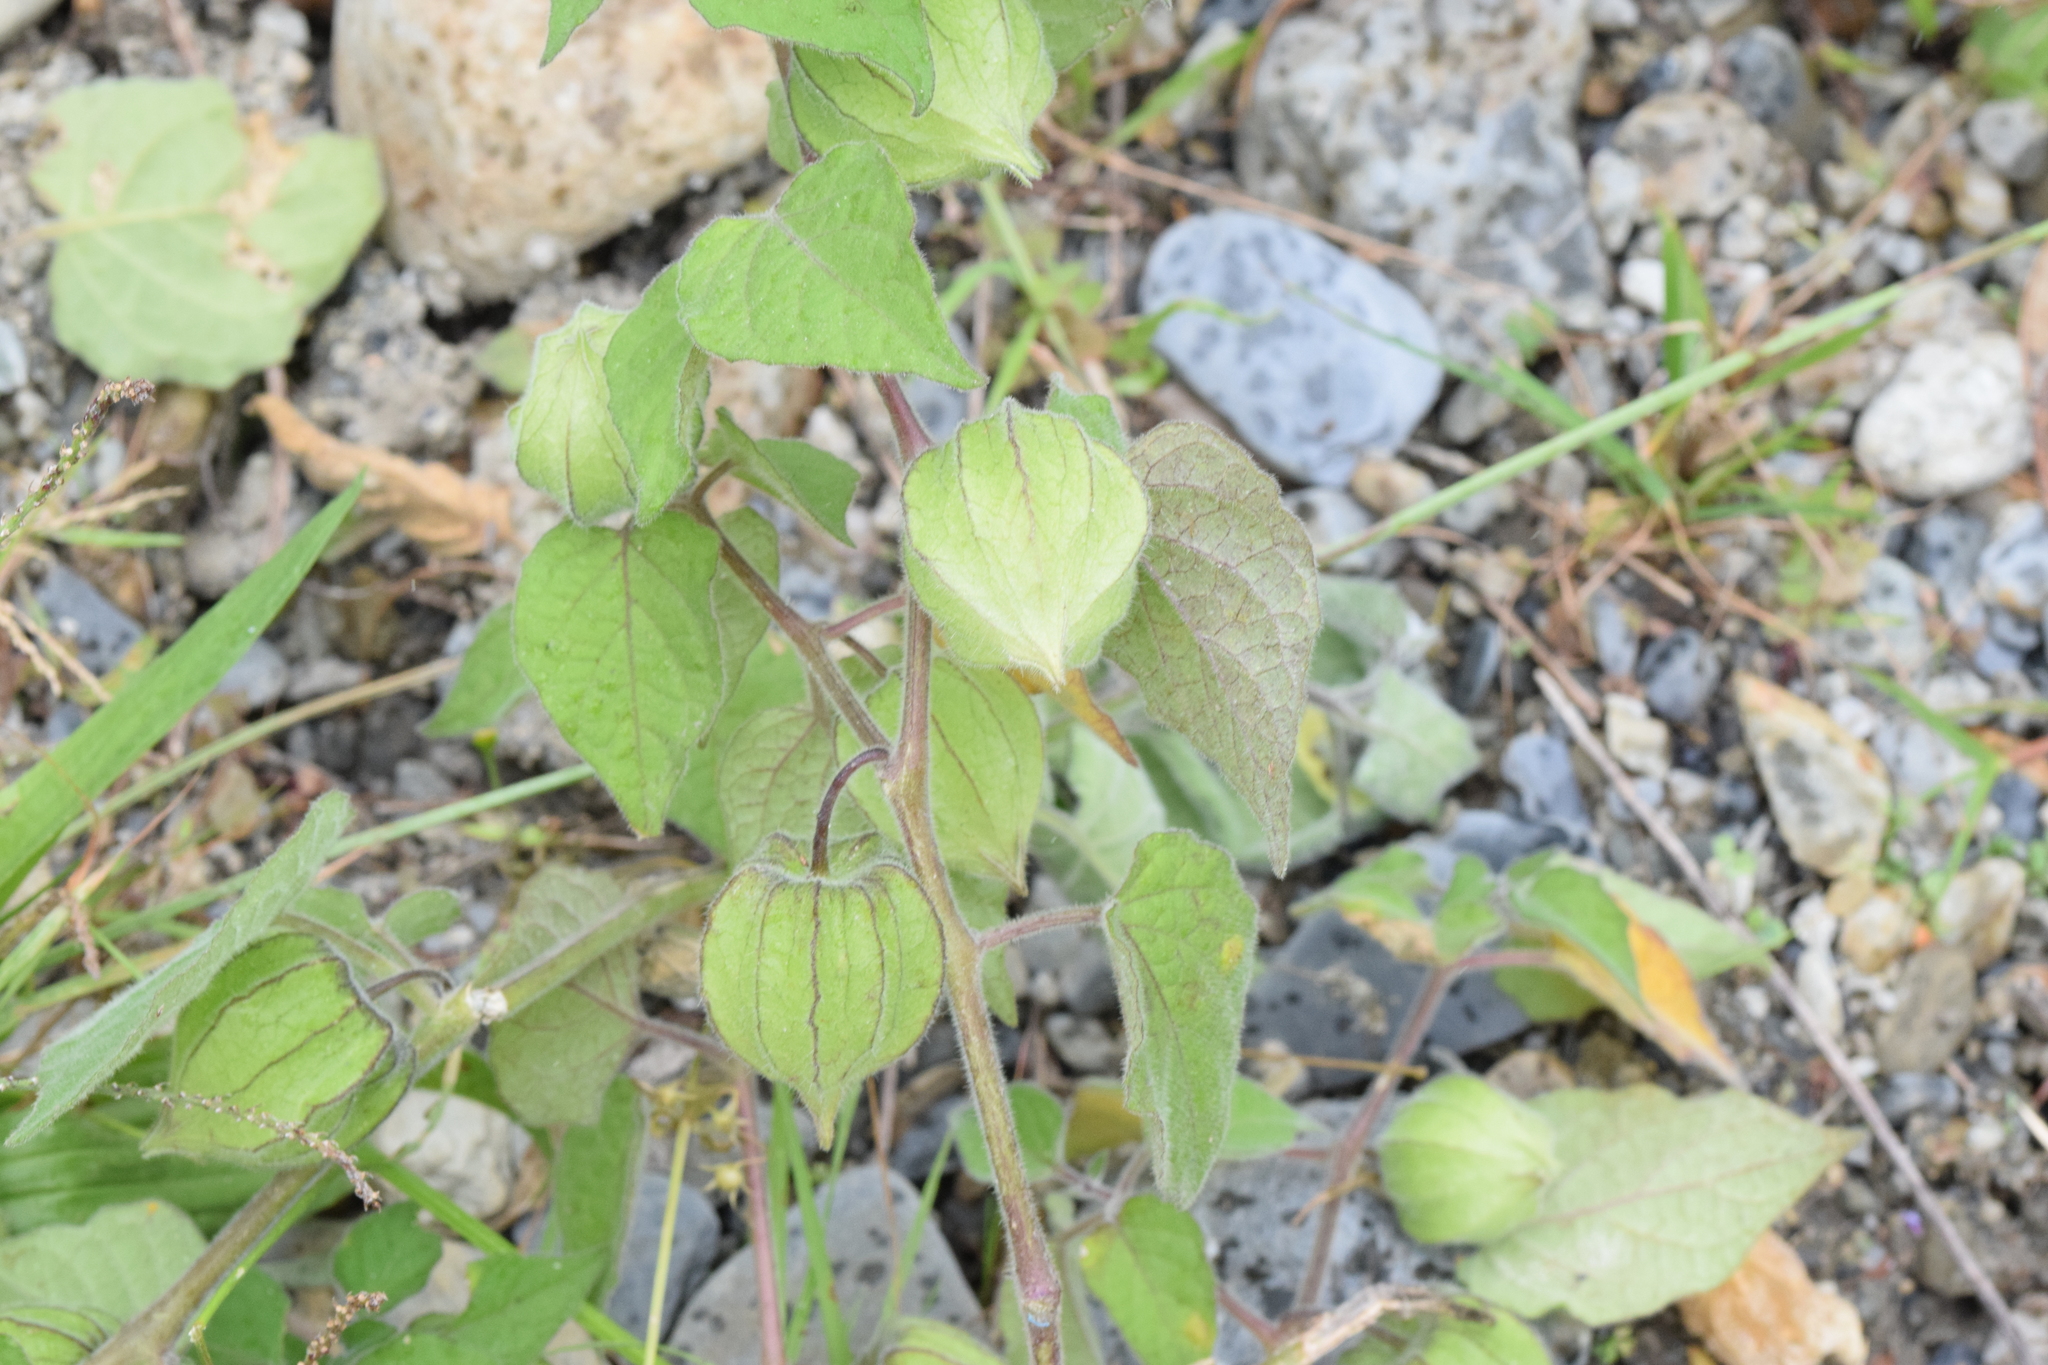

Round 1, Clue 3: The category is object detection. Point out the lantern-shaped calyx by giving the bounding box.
[701,834,944,1140]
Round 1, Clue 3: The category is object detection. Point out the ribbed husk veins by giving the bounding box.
[144,932,412,1166]
[702,836,944,1141]
[0,1306,115,1365]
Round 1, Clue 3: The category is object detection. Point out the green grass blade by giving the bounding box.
[0,476,365,910]
[1659,208,1715,383]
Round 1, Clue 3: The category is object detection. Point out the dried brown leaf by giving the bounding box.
[1679,1231,1868,1365]
[248,394,513,556]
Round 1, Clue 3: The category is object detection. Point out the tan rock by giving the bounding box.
[1680,1230,1868,1365]
[1734,673,1891,878]
[333,0,775,301]
[1349,457,1434,515]
[1930,856,2025,969]
[1836,886,1916,974]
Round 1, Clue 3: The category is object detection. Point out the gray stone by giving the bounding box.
[1589,591,1639,679]
[1992,771,2040,843]
[183,454,317,600]
[1446,808,1580,867]
[0,319,26,396]
[1238,0,1608,362]
[1500,728,1590,827]
[393,757,458,803]
[370,1091,532,1221]
[1736,672,1891,879]
[1045,1012,1123,1073]
[1910,505,1990,601]
[1140,211,1442,484]
[1930,856,2025,969]
[1638,628,1720,724]
[1196,1101,1454,1364]
[1823,556,1929,673]
[1875,946,1978,1074]
[1241,911,1526,1093]
[1448,616,1502,715]
[1722,26,1824,159]
[1282,487,1401,575]
[1971,98,2048,186]
[1876,1071,1962,1124]
[669,1165,982,1365]
[212,638,289,713]
[607,1171,722,1342]
[1610,91,1784,223]
[1854,333,2031,501]
[1979,503,2048,618]
[302,253,482,458]
[1438,379,1512,445]
[1015,924,1117,1017]
[32,563,142,675]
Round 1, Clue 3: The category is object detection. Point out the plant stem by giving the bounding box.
[1263,1286,1453,1365]
[645,1102,693,1365]
[883,604,1063,1365]
[711,529,888,751]
[90,1165,321,1365]
[735,1076,790,1365]
[1293,965,1454,1312]
[977,904,1101,950]
[813,747,888,874]
[0,380,152,563]
[823,595,903,639]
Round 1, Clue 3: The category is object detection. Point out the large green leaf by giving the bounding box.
[356,1251,605,1365]
[787,0,1053,186]
[334,1202,442,1303]
[12,792,352,1144]
[0,1201,205,1321]
[693,0,937,111]
[603,260,708,513]
[421,605,533,739]
[1033,725,1167,903]
[0,479,361,906]
[146,932,412,1165]
[0,1097,266,1235]
[1457,1086,1856,1324]
[1103,423,1316,872]
[702,410,859,546]
[953,1081,1063,1183]
[718,703,842,862]
[1215,1078,1312,1162]
[490,945,639,1128]
[676,142,978,388]
[1101,832,1257,1206]
[669,643,809,859]
[903,402,1149,687]
[1025,0,1145,69]
[514,514,723,834]
[540,1077,645,1304]
[473,865,714,1019]
[204,1270,289,1365]
[1076,1196,1215,1365]
[845,659,1044,889]
[31,78,380,387]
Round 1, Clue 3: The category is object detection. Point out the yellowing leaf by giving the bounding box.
[250,395,513,557]
[904,401,1148,687]
[33,80,381,387]
[1012,666,1136,766]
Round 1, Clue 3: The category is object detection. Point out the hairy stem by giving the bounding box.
[735,1076,790,1365]
[711,529,888,751]
[91,1165,321,1365]
[885,604,1062,1364]
[813,747,888,873]
[1294,965,1454,1311]
[977,904,1101,950]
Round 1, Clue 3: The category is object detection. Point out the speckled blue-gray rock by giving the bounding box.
[1138,211,1442,486]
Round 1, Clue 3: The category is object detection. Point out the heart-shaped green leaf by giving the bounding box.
[718,702,845,861]
[490,945,640,1129]
[1101,831,1257,1206]
[31,78,381,387]
[677,142,979,388]
[904,402,1148,687]
[514,514,723,834]
[1026,0,1147,69]
[421,605,532,739]
[1076,1195,1216,1365]
[787,0,1054,186]
[1104,423,1317,872]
